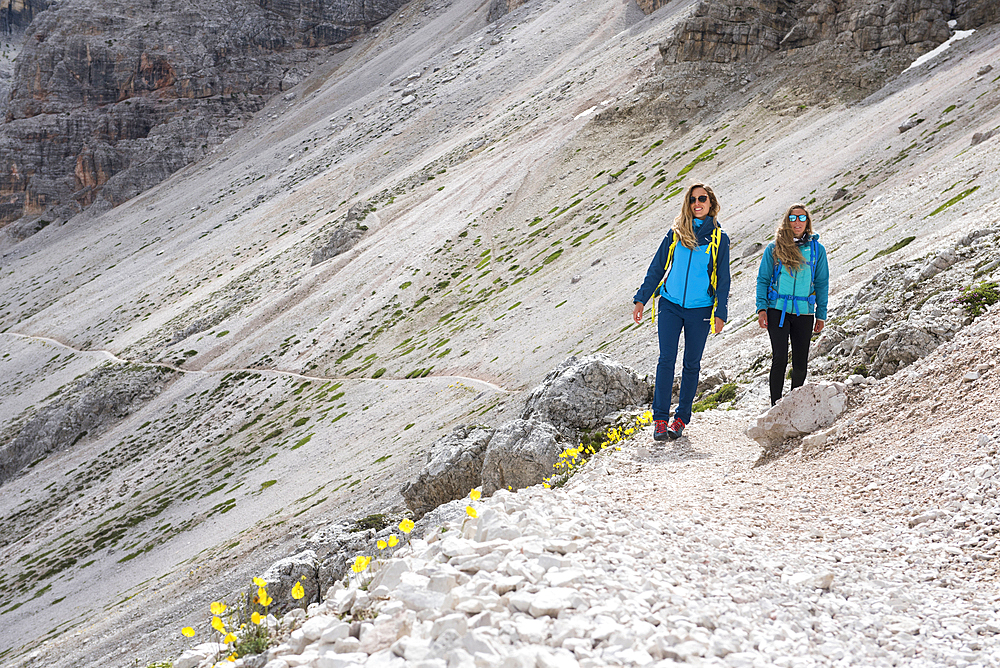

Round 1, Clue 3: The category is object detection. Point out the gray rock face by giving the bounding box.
[746,382,847,448]
[811,229,1000,380]
[521,354,651,433]
[481,419,565,496]
[0,362,175,485]
[311,201,376,265]
[400,425,495,519]
[0,0,409,230]
[257,549,321,611]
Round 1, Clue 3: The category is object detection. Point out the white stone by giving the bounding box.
[319,621,351,643]
[431,613,468,639]
[301,615,335,641]
[370,559,410,591]
[176,643,227,668]
[529,587,580,618]
[332,636,360,653]
[314,652,369,668]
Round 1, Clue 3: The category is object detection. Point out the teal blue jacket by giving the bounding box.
[755,234,829,321]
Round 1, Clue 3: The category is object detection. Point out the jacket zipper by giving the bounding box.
[682,247,692,305]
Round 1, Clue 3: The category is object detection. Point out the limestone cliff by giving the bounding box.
[0,0,408,235]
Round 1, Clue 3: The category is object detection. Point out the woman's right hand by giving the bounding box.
[633,302,644,324]
[757,310,768,329]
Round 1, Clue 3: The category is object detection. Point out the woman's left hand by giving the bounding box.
[714,317,725,333]
[814,319,825,334]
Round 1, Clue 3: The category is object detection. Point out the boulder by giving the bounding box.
[747,382,847,447]
[481,419,565,495]
[400,425,495,519]
[521,355,651,432]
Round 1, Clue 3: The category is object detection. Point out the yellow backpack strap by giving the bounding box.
[652,235,680,325]
[707,226,721,333]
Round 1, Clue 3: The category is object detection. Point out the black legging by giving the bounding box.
[766,308,814,405]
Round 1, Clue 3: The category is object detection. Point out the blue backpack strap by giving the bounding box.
[771,239,818,327]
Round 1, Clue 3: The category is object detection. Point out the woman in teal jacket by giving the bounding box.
[633,183,731,440]
[756,203,829,405]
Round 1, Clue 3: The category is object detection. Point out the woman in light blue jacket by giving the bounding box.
[756,203,829,405]
[633,183,731,440]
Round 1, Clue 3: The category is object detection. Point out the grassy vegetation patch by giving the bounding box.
[872,236,915,260]
[693,384,737,413]
[928,186,979,217]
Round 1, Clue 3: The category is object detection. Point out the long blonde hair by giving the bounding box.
[672,182,720,249]
[774,203,814,271]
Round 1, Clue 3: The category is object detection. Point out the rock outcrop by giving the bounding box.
[811,228,1000,380]
[520,354,651,433]
[0,0,409,232]
[481,419,564,496]
[0,361,176,485]
[401,355,650,515]
[400,426,495,520]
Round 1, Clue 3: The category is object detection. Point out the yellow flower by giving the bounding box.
[377,539,387,550]
[388,535,399,547]
[251,612,263,625]
[211,616,225,633]
[465,505,477,518]
[258,588,272,607]
[399,518,415,534]
[351,555,370,573]
[291,582,305,599]
[210,601,227,616]
[181,627,196,638]
[223,632,237,644]
[227,653,238,662]
[470,489,481,501]
[253,577,267,587]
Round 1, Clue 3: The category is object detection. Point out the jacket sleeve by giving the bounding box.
[814,243,830,321]
[633,233,673,305]
[713,231,731,322]
[756,245,775,313]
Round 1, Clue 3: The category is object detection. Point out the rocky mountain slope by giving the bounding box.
[1,0,1000,665]
[0,0,410,236]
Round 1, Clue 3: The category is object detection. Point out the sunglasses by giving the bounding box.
[689,195,709,203]
[788,214,808,221]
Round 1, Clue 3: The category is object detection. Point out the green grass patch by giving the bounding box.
[872,236,915,260]
[928,186,979,217]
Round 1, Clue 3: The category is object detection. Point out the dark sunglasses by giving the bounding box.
[689,195,709,203]
[788,214,808,222]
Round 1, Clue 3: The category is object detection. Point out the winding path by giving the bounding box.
[0,331,511,394]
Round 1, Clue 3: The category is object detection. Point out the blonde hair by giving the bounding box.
[672,182,720,249]
[774,203,814,271]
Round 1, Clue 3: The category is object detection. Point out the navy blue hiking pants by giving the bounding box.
[653,298,713,424]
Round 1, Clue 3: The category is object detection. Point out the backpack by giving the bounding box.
[768,237,818,326]
[651,225,723,333]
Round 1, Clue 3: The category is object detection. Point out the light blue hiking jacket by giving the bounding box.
[755,234,829,321]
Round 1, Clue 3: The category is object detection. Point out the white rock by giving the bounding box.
[332,636,360,653]
[431,613,468,639]
[529,587,580,618]
[302,615,336,641]
[319,621,350,644]
[314,652,368,667]
[176,643,227,668]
